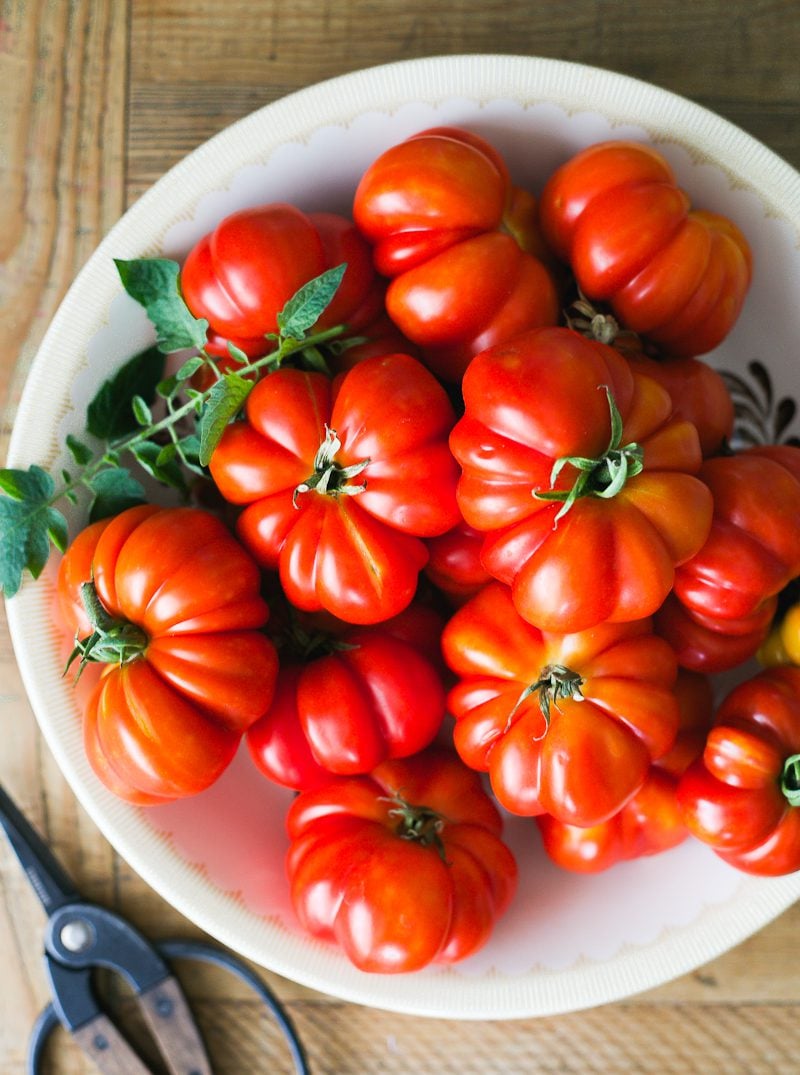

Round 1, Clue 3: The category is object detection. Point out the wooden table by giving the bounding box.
[2,3,799,1072]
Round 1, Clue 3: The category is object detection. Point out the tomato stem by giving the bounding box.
[293,426,370,506]
[64,581,149,679]
[509,663,585,738]
[276,607,358,661]
[44,321,352,517]
[382,793,448,861]
[565,288,641,352]
[781,753,800,807]
[533,385,643,522]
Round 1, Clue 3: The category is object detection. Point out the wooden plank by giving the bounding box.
[124,0,800,205]
[49,995,800,1075]
[0,0,129,438]
[643,900,800,1003]
[0,1,129,1072]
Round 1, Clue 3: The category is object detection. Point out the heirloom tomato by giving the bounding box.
[209,352,461,624]
[538,140,752,355]
[423,520,492,606]
[353,127,559,381]
[285,749,518,972]
[56,505,278,805]
[181,205,380,358]
[449,326,713,633]
[625,353,734,458]
[677,666,800,875]
[441,581,680,826]
[655,593,778,674]
[537,671,713,872]
[671,446,800,623]
[246,606,446,790]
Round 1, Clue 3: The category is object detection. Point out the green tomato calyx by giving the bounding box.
[534,385,644,523]
[508,663,585,739]
[781,753,800,807]
[277,608,358,662]
[383,793,447,861]
[565,289,642,353]
[293,425,370,506]
[65,581,149,679]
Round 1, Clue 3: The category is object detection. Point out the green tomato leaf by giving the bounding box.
[65,435,94,467]
[131,395,153,427]
[185,388,204,414]
[175,356,206,381]
[0,466,64,596]
[0,500,29,596]
[46,510,69,553]
[0,464,54,502]
[179,433,201,461]
[114,258,209,354]
[86,345,167,441]
[277,263,346,341]
[86,467,146,523]
[197,373,253,467]
[130,440,187,492]
[227,341,250,365]
[156,373,180,399]
[175,434,205,476]
[155,443,178,467]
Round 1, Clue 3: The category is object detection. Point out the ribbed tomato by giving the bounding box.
[285,749,518,972]
[537,671,713,871]
[677,666,800,876]
[246,606,446,790]
[181,205,380,358]
[450,326,713,632]
[441,581,679,826]
[56,505,278,804]
[353,127,559,381]
[209,353,461,624]
[539,140,752,355]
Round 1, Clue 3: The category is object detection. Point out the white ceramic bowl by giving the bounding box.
[7,55,800,1019]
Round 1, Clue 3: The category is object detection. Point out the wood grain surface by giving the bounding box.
[2,2,800,1072]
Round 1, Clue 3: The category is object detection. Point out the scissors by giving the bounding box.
[0,782,310,1075]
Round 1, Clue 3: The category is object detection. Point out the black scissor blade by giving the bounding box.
[0,783,81,914]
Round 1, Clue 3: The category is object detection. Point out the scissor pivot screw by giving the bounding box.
[59,918,94,953]
[155,994,174,1017]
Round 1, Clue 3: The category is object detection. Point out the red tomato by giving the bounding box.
[56,506,278,804]
[353,127,559,381]
[180,206,378,358]
[539,140,752,356]
[285,749,518,972]
[672,446,800,623]
[209,353,461,624]
[450,326,713,632]
[655,592,777,674]
[625,353,734,458]
[442,581,680,826]
[424,519,492,606]
[677,666,800,875]
[537,671,713,872]
[246,612,446,790]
